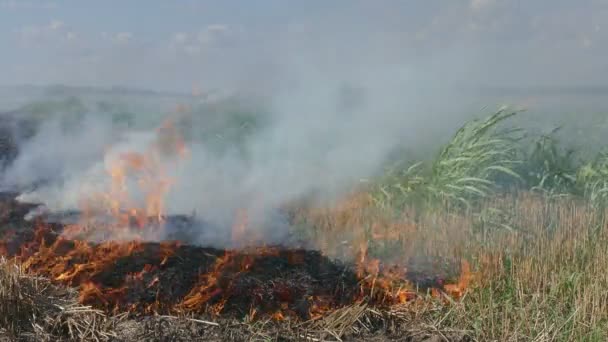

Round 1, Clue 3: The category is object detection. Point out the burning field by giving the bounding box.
[3,107,608,341]
[0,193,471,341]
[0,117,471,341]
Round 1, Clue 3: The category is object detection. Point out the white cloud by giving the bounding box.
[173,32,189,44]
[113,32,133,44]
[102,31,134,45]
[468,21,480,31]
[414,30,427,41]
[470,0,495,12]
[0,0,57,9]
[16,19,71,45]
[49,19,64,30]
[183,45,201,55]
[5,3,608,91]
[197,24,229,44]
[168,24,230,56]
[206,24,228,33]
[582,36,593,48]
[17,26,41,39]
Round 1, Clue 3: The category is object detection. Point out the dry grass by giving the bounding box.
[292,191,470,267]
[0,262,458,342]
[295,191,608,341]
[3,191,608,341]
[456,193,608,341]
[0,258,118,341]
[0,253,457,342]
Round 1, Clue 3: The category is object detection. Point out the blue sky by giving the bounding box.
[1,0,607,92]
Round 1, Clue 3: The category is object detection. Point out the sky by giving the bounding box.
[1,0,608,92]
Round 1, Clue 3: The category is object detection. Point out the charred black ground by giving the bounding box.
[0,192,460,321]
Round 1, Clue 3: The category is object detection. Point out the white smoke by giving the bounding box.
[0,1,541,245]
[0,54,482,248]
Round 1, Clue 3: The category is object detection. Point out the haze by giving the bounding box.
[2,1,608,245]
[1,1,607,92]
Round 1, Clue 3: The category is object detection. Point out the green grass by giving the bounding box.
[373,108,608,212]
[373,108,523,210]
[578,151,608,207]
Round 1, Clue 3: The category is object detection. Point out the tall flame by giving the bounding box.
[68,116,189,241]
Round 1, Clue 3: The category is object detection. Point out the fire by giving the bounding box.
[272,311,285,321]
[180,251,234,313]
[308,296,333,320]
[442,259,472,300]
[0,115,475,323]
[105,149,172,227]
[66,118,190,242]
[354,239,416,305]
[350,216,473,305]
[0,217,474,322]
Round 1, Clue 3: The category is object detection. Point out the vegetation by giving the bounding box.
[371,108,608,211]
[297,192,608,341]
[0,258,116,341]
[373,109,523,209]
[296,108,608,341]
[2,95,608,340]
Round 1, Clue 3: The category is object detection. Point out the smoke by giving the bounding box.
[4,1,606,246]
[2,116,115,194]
[0,62,474,247]
[0,14,491,248]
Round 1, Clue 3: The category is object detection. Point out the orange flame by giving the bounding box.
[443,260,472,300]
[72,117,189,241]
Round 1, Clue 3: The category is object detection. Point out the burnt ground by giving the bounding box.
[0,192,467,341]
[0,193,359,318]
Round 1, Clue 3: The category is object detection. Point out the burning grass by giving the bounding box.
[4,190,608,341]
[294,191,608,341]
[0,192,473,341]
[0,258,117,341]
[0,114,473,340]
[3,109,608,341]
[0,219,459,320]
